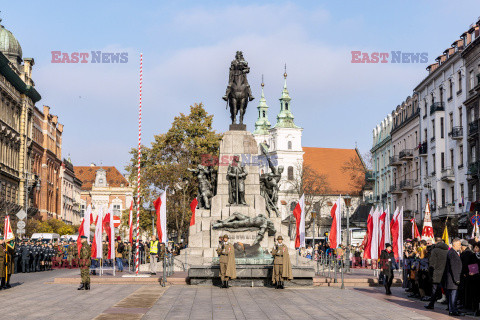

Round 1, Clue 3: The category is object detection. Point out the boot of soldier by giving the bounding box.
[5,277,11,289]
[221,281,226,288]
[0,278,5,290]
[226,280,230,288]
[280,281,285,289]
[85,283,90,290]
[77,283,85,290]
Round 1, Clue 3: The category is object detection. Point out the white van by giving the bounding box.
[31,233,60,242]
[60,235,78,241]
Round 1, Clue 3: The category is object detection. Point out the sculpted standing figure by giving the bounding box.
[188,164,214,209]
[271,236,293,289]
[216,234,236,288]
[259,145,283,216]
[227,155,248,205]
[223,51,254,125]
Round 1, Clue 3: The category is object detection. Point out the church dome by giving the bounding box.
[0,19,23,65]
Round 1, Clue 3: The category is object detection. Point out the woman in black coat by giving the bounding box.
[379,243,398,295]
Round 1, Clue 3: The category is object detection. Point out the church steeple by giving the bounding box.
[253,75,271,135]
[274,65,299,129]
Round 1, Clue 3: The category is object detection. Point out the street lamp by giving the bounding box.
[343,195,352,273]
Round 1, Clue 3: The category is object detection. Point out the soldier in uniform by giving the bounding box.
[67,240,75,268]
[21,241,30,272]
[4,237,15,288]
[78,236,91,290]
[216,234,236,288]
[271,236,293,289]
[14,241,21,274]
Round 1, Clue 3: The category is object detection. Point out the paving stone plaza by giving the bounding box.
[0,270,461,320]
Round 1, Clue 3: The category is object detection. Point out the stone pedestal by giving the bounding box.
[184,130,296,262]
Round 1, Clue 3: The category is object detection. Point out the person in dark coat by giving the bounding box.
[459,239,474,310]
[379,243,398,295]
[444,238,464,316]
[425,238,449,309]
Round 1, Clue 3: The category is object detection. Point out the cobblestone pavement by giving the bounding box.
[0,271,462,320]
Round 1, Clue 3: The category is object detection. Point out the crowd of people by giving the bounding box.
[402,237,480,317]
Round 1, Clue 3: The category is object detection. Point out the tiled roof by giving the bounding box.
[73,166,129,191]
[302,147,365,195]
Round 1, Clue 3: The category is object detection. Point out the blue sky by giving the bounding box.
[2,1,480,172]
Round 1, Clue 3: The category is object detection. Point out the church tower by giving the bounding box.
[253,77,271,148]
[268,67,304,219]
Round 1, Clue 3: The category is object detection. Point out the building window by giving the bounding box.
[459,107,463,126]
[441,189,446,207]
[287,166,294,180]
[472,145,476,163]
[288,141,292,150]
[432,119,435,139]
[432,153,436,174]
[451,187,455,205]
[473,185,477,202]
[262,111,266,118]
[441,152,445,170]
[470,70,475,90]
[449,79,453,98]
[450,149,454,167]
[460,145,464,166]
[460,183,464,202]
[458,71,462,92]
[285,102,289,110]
[440,117,444,138]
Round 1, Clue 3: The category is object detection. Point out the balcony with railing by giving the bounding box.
[418,142,428,157]
[468,160,480,178]
[400,179,413,190]
[365,170,375,182]
[389,155,402,166]
[449,126,463,140]
[437,204,456,218]
[399,149,414,160]
[430,102,445,114]
[441,167,455,182]
[469,120,479,137]
[390,184,403,194]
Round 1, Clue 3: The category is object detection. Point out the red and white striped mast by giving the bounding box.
[135,53,143,275]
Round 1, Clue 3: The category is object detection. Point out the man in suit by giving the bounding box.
[444,238,464,316]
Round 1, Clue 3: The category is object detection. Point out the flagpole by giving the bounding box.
[134,53,143,276]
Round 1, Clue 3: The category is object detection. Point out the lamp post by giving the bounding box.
[343,195,352,273]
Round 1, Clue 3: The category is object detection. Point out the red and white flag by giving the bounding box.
[189,198,198,227]
[378,209,387,257]
[91,208,103,259]
[363,207,374,259]
[328,197,342,249]
[76,206,93,256]
[411,218,421,239]
[390,207,403,259]
[3,215,14,242]
[104,205,115,259]
[128,201,134,245]
[421,200,434,241]
[293,194,305,248]
[154,190,167,243]
[384,206,391,245]
[371,207,381,260]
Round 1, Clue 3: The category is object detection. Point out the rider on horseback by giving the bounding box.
[222,51,254,102]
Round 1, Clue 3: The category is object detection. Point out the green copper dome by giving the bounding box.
[253,81,271,135]
[274,71,300,129]
[0,20,23,65]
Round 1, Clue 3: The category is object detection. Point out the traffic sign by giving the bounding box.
[17,227,25,234]
[459,229,468,234]
[16,209,27,220]
[113,215,121,228]
[471,215,480,226]
[17,221,26,229]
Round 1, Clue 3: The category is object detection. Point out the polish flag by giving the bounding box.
[154,190,167,243]
[378,209,387,257]
[91,208,103,259]
[189,198,198,227]
[363,207,374,259]
[411,218,421,239]
[76,205,94,256]
[3,215,14,242]
[293,194,305,248]
[390,207,402,259]
[104,205,115,259]
[371,207,381,260]
[128,201,134,245]
[421,200,434,242]
[328,197,342,249]
[384,206,391,245]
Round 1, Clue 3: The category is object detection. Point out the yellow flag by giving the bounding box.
[442,225,449,245]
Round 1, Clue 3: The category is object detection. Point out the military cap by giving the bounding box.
[81,235,87,239]
[385,243,392,248]
[223,234,229,239]
[277,236,283,240]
